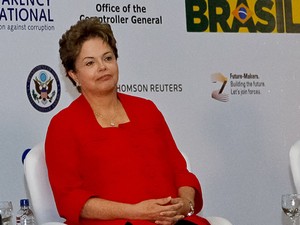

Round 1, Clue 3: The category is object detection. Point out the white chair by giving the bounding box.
[206,217,232,225]
[22,143,232,225]
[182,153,232,225]
[290,140,300,193]
[22,142,65,225]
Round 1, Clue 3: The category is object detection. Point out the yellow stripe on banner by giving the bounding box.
[292,0,300,23]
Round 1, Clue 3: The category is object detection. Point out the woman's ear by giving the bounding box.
[68,70,79,85]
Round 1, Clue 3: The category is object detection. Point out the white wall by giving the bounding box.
[1,1,300,224]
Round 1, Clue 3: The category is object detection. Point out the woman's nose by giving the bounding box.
[98,60,106,71]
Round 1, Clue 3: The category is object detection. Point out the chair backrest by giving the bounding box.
[290,140,300,193]
[23,142,65,225]
[181,153,233,225]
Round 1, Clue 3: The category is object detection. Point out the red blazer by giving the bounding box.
[45,93,209,225]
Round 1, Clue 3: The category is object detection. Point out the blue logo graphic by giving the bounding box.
[232,3,252,24]
[26,65,61,112]
[238,7,247,20]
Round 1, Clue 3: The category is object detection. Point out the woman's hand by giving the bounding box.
[169,197,191,217]
[133,197,185,225]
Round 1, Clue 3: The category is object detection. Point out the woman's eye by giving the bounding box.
[86,61,94,66]
[104,55,114,62]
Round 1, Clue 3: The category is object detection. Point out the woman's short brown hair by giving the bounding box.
[59,17,118,88]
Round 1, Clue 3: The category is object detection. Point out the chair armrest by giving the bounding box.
[206,216,233,225]
[42,222,65,225]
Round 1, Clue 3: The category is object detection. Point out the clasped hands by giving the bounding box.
[134,196,191,225]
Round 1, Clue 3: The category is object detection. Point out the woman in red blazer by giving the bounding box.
[45,17,210,225]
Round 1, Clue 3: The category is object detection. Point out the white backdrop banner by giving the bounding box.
[1,1,300,225]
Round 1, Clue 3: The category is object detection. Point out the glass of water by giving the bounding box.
[282,194,300,225]
[0,201,13,225]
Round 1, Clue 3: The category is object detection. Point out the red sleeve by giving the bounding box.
[153,102,204,213]
[45,111,94,225]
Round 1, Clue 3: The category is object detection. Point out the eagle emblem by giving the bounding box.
[32,71,56,105]
[27,65,61,112]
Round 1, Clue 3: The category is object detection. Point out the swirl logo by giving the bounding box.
[211,73,229,102]
[26,65,61,112]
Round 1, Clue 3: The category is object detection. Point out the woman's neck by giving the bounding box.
[84,91,119,113]
[84,91,125,127]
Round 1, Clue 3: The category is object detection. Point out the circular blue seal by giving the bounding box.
[26,65,61,112]
[238,7,248,20]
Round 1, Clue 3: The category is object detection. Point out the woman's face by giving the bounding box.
[69,37,119,96]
